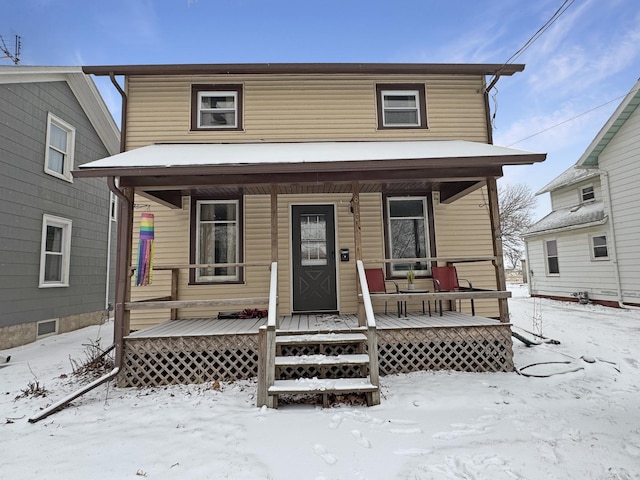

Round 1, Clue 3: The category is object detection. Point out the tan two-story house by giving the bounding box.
[74,63,545,407]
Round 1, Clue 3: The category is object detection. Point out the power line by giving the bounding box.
[506,88,638,146]
[488,0,576,129]
[488,0,576,88]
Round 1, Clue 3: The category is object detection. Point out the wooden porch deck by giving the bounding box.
[126,311,503,338]
[120,312,513,388]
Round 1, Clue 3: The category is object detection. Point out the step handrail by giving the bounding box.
[267,262,278,328]
[257,261,278,407]
[356,260,381,405]
[356,260,376,328]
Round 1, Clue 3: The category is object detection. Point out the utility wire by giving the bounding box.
[489,0,576,128]
[506,88,639,146]
[488,0,576,88]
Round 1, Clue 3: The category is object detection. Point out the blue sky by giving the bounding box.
[3,0,639,218]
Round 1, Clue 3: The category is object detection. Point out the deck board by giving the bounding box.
[126,311,506,339]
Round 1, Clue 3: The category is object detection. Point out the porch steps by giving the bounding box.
[275,332,367,346]
[270,378,378,395]
[275,353,370,367]
[267,330,379,407]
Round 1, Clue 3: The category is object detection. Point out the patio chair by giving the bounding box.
[364,268,399,315]
[431,266,475,316]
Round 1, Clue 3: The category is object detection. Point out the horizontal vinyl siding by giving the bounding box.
[599,104,640,301]
[434,189,499,317]
[129,193,382,329]
[0,82,112,326]
[124,74,488,148]
[128,190,509,327]
[550,179,601,210]
[525,228,617,301]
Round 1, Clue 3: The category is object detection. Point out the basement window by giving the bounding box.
[37,318,58,338]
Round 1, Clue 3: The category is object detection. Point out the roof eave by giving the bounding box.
[73,153,545,180]
[523,217,608,238]
[576,78,640,168]
[82,62,525,77]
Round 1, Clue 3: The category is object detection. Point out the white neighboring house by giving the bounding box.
[524,78,640,308]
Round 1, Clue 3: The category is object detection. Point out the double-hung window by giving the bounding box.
[191,84,243,130]
[591,234,609,260]
[44,113,75,182]
[386,197,430,277]
[193,199,241,283]
[545,239,559,275]
[376,83,427,129]
[39,215,72,287]
[581,184,595,202]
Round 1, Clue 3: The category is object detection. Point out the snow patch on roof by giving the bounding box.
[526,200,606,235]
[536,165,600,195]
[78,140,542,169]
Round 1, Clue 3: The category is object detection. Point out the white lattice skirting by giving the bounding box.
[118,325,514,387]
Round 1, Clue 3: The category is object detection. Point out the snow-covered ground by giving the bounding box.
[2,285,639,479]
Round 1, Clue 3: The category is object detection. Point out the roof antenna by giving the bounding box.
[0,34,21,65]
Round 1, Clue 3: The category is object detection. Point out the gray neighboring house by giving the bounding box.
[0,66,120,349]
[524,78,640,307]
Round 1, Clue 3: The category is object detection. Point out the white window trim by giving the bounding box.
[39,214,72,287]
[580,183,595,203]
[590,234,609,261]
[386,196,430,277]
[381,90,421,127]
[544,239,560,276]
[44,112,75,182]
[195,199,240,282]
[197,91,238,129]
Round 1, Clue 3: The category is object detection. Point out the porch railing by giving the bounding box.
[356,260,381,405]
[124,262,273,320]
[257,262,278,408]
[360,257,511,321]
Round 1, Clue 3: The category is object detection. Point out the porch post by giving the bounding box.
[352,181,365,324]
[486,178,509,322]
[270,185,279,328]
[270,184,278,262]
[352,181,362,260]
[113,186,135,367]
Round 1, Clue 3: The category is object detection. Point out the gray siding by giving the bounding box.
[0,81,113,327]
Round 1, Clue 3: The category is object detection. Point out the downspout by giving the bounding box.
[109,72,127,153]
[483,76,496,145]
[600,170,640,310]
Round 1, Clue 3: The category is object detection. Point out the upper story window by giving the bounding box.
[581,184,595,203]
[545,239,560,275]
[190,198,243,283]
[39,214,72,287]
[386,197,432,277]
[191,84,243,131]
[44,113,75,182]
[376,83,427,129]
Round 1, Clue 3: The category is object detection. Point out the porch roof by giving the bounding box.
[78,140,543,171]
[74,140,545,206]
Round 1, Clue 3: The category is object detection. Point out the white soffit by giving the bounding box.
[79,140,543,169]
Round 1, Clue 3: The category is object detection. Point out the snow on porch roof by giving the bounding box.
[78,140,544,171]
